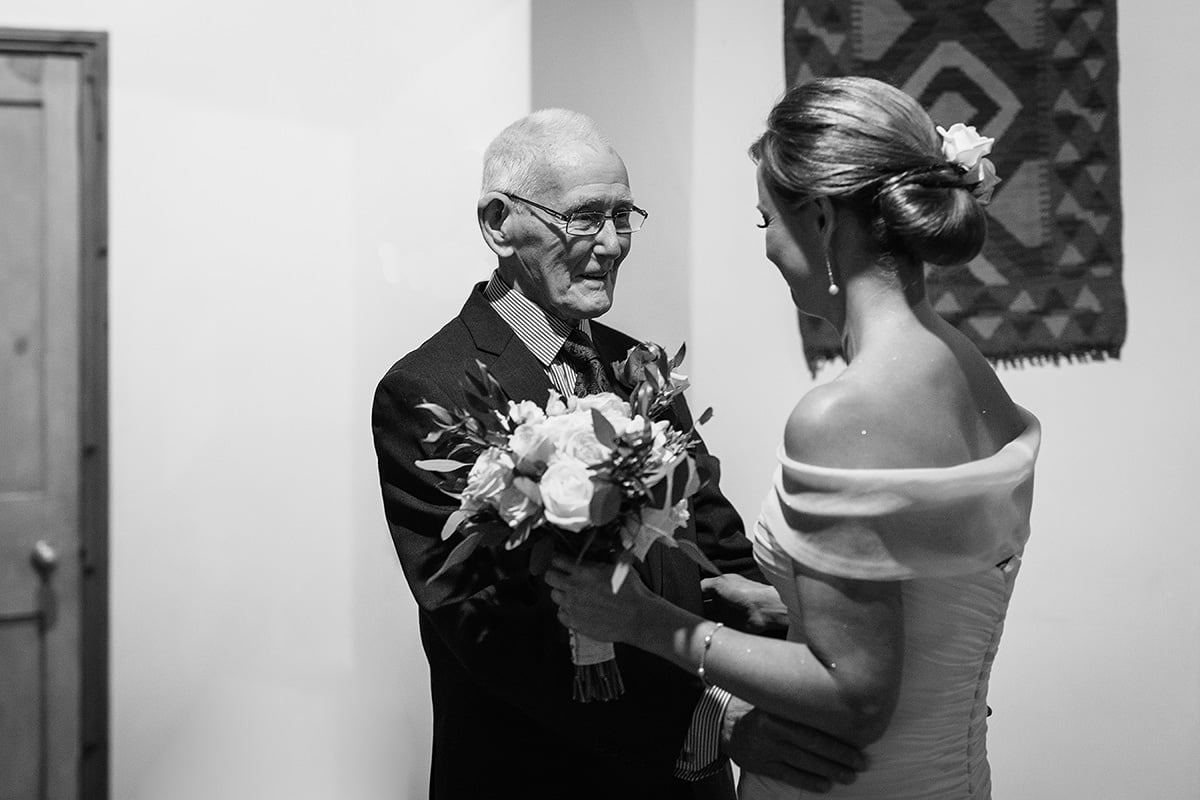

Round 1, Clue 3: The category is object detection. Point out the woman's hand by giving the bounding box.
[545,556,654,644]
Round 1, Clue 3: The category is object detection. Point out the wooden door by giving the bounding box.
[0,30,107,800]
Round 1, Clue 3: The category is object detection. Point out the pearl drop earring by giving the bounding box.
[826,253,840,296]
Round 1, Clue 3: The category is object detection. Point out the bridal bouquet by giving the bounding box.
[417,342,717,702]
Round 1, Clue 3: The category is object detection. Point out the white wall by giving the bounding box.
[689,2,1200,798]
[3,2,530,798]
[3,2,1196,798]
[531,0,696,351]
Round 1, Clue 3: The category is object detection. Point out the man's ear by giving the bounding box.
[478,192,516,258]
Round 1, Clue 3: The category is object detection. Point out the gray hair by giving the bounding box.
[480,108,613,199]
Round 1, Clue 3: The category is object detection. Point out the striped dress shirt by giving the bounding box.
[483,272,732,780]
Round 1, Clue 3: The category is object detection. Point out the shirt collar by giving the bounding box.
[484,271,591,367]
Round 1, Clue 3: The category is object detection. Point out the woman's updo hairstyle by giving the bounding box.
[750,76,987,267]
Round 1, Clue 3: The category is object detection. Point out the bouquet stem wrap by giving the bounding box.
[569,629,624,702]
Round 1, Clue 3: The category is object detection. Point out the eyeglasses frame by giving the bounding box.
[502,192,648,236]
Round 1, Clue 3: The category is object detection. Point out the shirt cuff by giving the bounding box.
[673,684,733,780]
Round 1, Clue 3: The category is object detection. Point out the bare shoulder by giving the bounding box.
[783,377,906,469]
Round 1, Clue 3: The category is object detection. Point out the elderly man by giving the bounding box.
[372,109,862,800]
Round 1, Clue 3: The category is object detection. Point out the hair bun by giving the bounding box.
[876,167,987,266]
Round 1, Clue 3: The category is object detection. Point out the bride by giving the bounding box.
[547,76,1040,799]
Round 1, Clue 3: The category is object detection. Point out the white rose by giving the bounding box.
[461,447,513,511]
[496,483,539,528]
[559,425,612,466]
[936,123,994,169]
[507,400,546,427]
[539,410,592,448]
[539,458,595,532]
[545,389,569,417]
[574,392,632,426]
[509,422,555,469]
[964,157,1001,204]
[626,416,669,451]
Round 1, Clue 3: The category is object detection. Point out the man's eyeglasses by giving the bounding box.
[503,192,648,236]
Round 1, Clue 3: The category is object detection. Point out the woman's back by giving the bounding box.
[750,381,1039,798]
[787,308,1023,473]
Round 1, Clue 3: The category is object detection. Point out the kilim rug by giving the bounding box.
[783,0,1125,371]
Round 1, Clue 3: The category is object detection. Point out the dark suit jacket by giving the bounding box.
[372,284,757,800]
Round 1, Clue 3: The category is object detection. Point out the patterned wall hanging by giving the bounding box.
[783,0,1125,371]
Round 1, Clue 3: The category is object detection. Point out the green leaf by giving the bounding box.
[634,384,653,418]
[674,538,720,576]
[417,402,454,427]
[610,552,635,593]
[464,362,490,395]
[643,364,661,392]
[589,480,622,527]
[440,508,469,541]
[591,408,617,448]
[415,458,473,472]
[697,407,714,425]
[464,390,496,420]
[427,531,484,583]
[669,342,687,370]
[529,535,555,575]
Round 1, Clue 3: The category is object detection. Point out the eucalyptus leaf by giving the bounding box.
[697,407,714,425]
[415,458,473,472]
[427,531,484,583]
[417,402,454,426]
[439,508,469,541]
[589,480,622,527]
[643,364,661,392]
[464,391,495,419]
[464,365,489,397]
[610,553,635,593]
[591,408,617,448]
[670,342,686,370]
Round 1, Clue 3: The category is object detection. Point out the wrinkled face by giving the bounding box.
[504,143,633,320]
[755,164,824,312]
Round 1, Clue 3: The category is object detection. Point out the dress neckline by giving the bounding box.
[776,406,1040,480]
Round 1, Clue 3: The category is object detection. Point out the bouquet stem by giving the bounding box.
[569,629,624,703]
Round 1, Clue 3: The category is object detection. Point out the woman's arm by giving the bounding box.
[548,558,903,748]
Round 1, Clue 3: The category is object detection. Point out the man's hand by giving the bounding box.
[702,574,789,636]
[719,695,864,793]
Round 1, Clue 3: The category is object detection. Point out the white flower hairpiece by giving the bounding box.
[937,122,1001,205]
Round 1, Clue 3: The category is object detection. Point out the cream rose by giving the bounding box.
[936,123,994,169]
[539,458,595,532]
[507,400,546,427]
[573,392,632,426]
[509,422,556,470]
[559,425,612,466]
[461,447,513,512]
[545,389,570,417]
[496,483,539,528]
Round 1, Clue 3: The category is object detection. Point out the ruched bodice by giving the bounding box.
[741,409,1040,799]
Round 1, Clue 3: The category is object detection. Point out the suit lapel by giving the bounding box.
[458,283,555,404]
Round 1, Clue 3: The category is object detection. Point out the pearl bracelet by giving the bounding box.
[697,622,724,686]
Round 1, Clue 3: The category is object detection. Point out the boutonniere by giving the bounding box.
[613,341,704,422]
[937,122,1002,205]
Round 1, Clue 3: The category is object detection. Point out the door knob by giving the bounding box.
[31,540,58,578]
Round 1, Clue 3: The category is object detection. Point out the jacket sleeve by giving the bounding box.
[668,395,764,581]
[371,365,705,769]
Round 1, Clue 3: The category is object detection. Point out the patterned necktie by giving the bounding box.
[559,327,613,397]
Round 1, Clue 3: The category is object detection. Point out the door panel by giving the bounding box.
[0,52,82,800]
